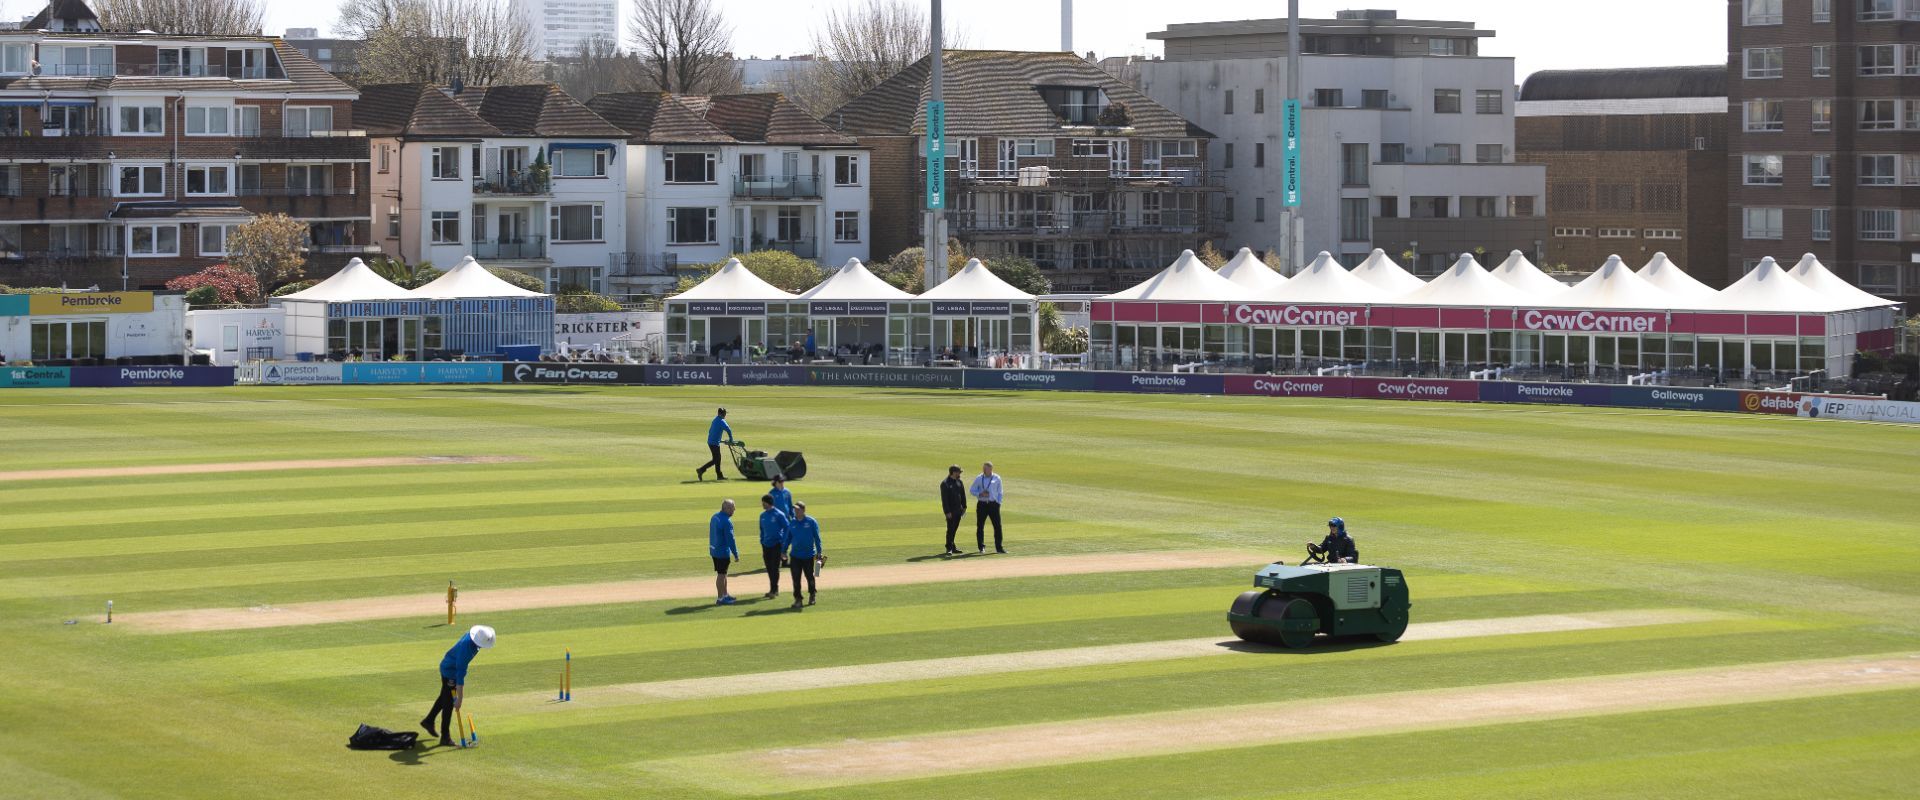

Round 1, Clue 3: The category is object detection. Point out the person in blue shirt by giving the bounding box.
[420,624,494,746]
[696,407,735,481]
[804,330,817,359]
[757,494,791,599]
[768,475,793,518]
[970,461,1006,554]
[785,500,823,608]
[710,500,739,605]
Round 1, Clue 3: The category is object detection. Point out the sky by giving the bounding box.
[6,0,1730,82]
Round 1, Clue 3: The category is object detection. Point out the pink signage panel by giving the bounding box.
[1352,378,1482,402]
[1745,315,1799,336]
[1225,303,1370,327]
[1222,374,1352,397]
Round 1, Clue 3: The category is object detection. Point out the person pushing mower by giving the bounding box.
[696,407,735,481]
[421,625,494,747]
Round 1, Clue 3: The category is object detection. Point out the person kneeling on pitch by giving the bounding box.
[1309,517,1359,564]
[785,501,823,608]
[422,624,493,746]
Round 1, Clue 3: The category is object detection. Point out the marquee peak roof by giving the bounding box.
[672,258,799,301]
[1215,247,1288,292]
[1786,253,1896,311]
[411,257,549,299]
[1556,255,1683,310]
[798,258,914,301]
[1633,252,1717,302]
[275,258,410,302]
[1261,251,1388,304]
[1104,249,1242,301]
[1490,250,1570,295]
[919,258,1035,301]
[1397,254,1534,307]
[1348,248,1426,294]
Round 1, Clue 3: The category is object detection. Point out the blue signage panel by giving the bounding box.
[963,369,1097,391]
[925,100,946,210]
[726,365,808,386]
[70,366,235,387]
[0,294,28,317]
[421,363,502,384]
[0,366,70,387]
[931,301,972,316]
[505,363,646,384]
[807,301,892,316]
[1282,99,1302,207]
[808,366,962,389]
[645,365,725,385]
[1609,385,1741,412]
[1093,371,1225,394]
[342,363,423,384]
[1479,381,1611,406]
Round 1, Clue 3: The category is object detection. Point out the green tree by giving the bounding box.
[487,267,547,292]
[270,279,318,297]
[367,257,440,289]
[674,250,828,294]
[556,291,621,313]
[226,213,309,292]
[979,255,1052,296]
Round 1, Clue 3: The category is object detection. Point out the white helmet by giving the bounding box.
[469,625,496,649]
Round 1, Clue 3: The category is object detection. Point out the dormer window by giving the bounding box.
[1,44,29,75]
[1038,86,1108,126]
[158,47,210,77]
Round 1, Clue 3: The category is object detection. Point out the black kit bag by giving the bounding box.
[347,724,419,750]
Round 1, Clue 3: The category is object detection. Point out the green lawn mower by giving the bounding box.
[1227,545,1411,648]
[726,440,808,482]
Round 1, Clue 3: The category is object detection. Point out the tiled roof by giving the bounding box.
[355,84,503,137]
[1519,66,1726,102]
[452,84,627,138]
[110,202,251,220]
[827,50,1211,139]
[588,91,857,146]
[0,39,351,95]
[23,0,97,30]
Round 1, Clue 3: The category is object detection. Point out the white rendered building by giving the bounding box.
[512,0,618,61]
[358,83,629,293]
[1135,9,1547,275]
[587,92,873,295]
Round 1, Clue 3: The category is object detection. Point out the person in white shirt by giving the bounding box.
[969,462,1006,554]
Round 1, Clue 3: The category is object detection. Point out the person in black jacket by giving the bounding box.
[1310,517,1359,564]
[940,465,967,555]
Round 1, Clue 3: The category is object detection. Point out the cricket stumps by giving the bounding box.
[465,713,478,746]
[558,649,572,701]
[446,580,458,626]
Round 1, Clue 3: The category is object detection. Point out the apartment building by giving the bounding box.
[1516,66,1729,279]
[511,0,618,61]
[829,50,1224,293]
[1135,9,1546,275]
[0,8,372,289]
[1729,0,1920,304]
[587,91,871,294]
[282,33,362,78]
[358,83,629,293]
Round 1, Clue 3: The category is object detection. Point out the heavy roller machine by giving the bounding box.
[1227,544,1411,647]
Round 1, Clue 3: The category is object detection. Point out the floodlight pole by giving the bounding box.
[924,0,949,288]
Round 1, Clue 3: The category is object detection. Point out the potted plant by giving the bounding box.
[530,150,552,192]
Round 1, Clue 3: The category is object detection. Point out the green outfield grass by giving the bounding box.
[1,386,1917,799]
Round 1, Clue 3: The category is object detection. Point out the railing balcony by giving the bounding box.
[16,248,122,263]
[730,237,817,259]
[474,170,550,195]
[951,166,1223,188]
[732,173,821,199]
[471,236,547,260]
[608,252,681,277]
[109,64,276,79]
[307,244,384,255]
[946,209,1222,234]
[237,184,357,197]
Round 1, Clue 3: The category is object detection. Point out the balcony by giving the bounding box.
[13,248,122,266]
[732,173,821,200]
[730,237,817,259]
[473,170,550,196]
[238,184,358,197]
[471,236,547,260]
[947,209,1222,235]
[951,166,1223,189]
[608,252,681,278]
[306,244,384,255]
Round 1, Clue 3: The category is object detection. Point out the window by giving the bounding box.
[1745,154,1784,184]
[1743,207,1784,239]
[1433,143,1461,164]
[1475,143,1503,163]
[1811,208,1831,241]
[1859,99,1896,129]
[1859,45,1896,75]
[185,164,231,195]
[1474,89,1503,113]
[664,150,716,183]
[1159,139,1197,157]
[1553,227,1591,238]
[1378,196,1399,218]
[378,145,391,173]
[317,48,333,60]
[1858,264,1899,294]
[1811,98,1833,130]
[116,165,164,196]
[1039,86,1106,124]
[1744,100,1784,131]
[1361,89,1389,109]
[1434,89,1461,113]
[386,212,400,237]
[554,147,609,177]
[1222,142,1233,168]
[1069,138,1115,157]
[1254,142,1265,167]
[1253,196,1266,222]
[1222,196,1234,222]
[1644,228,1682,240]
[41,45,113,76]
[1509,195,1537,217]
[1907,44,1920,75]
[1429,37,1466,55]
[287,164,331,195]
[1812,154,1832,186]
[1463,196,1498,218]
[1380,143,1405,163]
[1341,143,1368,185]
[1313,88,1343,108]
[117,104,163,135]
[1412,196,1450,218]
[668,207,717,244]
[1744,0,1781,24]
[128,224,179,256]
[283,106,334,137]
[1254,88,1265,113]
[1860,154,1897,185]
[1224,89,1234,114]
[1550,183,1591,212]
[1860,0,1896,20]
[834,211,859,242]
[1744,47,1784,78]
[1906,156,1920,185]
[833,154,860,185]
[430,146,460,179]
[430,211,459,244]
[1858,208,1897,239]
[157,46,209,76]
[1811,45,1831,77]
[1906,100,1920,130]
[1,43,27,74]
[185,104,230,135]
[775,208,803,243]
[1813,0,1831,21]
[549,204,604,242]
[1014,138,1054,157]
[235,105,261,136]
[1643,183,1682,212]
[1339,197,1368,241]
[1599,227,1635,238]
[199,223,235,256]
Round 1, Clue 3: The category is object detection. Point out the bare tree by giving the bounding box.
[226,213,310,291]
[356,0,539,87]
[333,0,409,39]
[93,0,265,35]
[546,36,646,102]
[807,0,942,110]
[627,0,740,94]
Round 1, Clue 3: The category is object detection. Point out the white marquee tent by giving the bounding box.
[1216,247,1289,293]
[1635,252,1719,303]
[1491,250,1570,295]
[1349,248,1427,295]
[1397,254,1535,307]
[1106,249,1243,301]
[1264,251,1390,304]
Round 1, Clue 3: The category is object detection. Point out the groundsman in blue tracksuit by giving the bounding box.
[785,501,823,608]
[757,494,791,598]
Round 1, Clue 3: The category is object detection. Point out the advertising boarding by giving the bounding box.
[1222,375,1350,398]
[808,366,962,389]
[505,363,647,385]
[962,369,1097,391]
[256,363,344,385]
[1481,382,1612,406]
[646,365,725,385]
[1797,396,1920,424]
[0,366,70,388]
[70,366,235,387]
[1354,378,1481,402]
[726,365,808,386]
[1609,386,1740,412]
[1094,371,1224,394]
